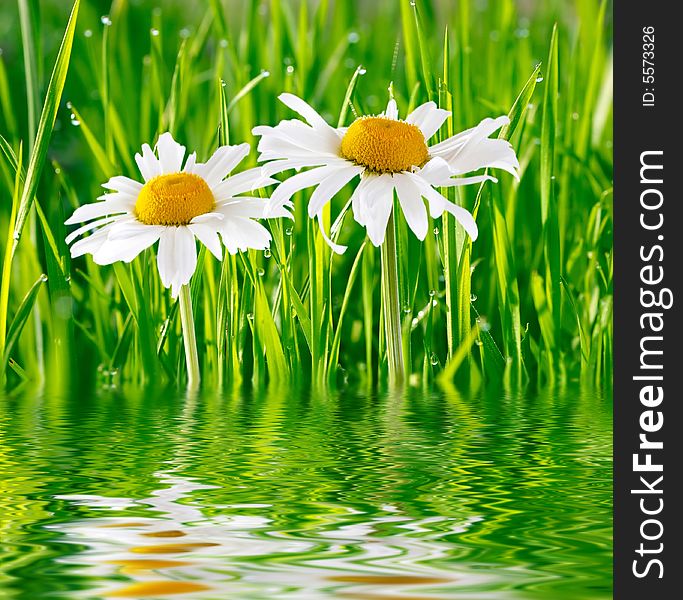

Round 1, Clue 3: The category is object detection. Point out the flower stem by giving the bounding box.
[179,284,200,389]
[380,211,405,386]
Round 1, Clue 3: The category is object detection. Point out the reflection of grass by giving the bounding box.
[0,0,612,390]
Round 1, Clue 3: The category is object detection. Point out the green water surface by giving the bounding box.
[0,387,611,599]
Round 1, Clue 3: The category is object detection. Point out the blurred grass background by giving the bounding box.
[0,0,612,392]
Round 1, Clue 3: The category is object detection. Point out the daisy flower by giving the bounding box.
[65,132,289,298]
[253,93,519,253]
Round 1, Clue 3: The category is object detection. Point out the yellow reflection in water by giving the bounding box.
[130,542,219,554]
[104,581,210,597]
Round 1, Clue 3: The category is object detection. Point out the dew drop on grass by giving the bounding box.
[285,226,293,236]
[572,112,580,120]
[179,28,190,39]
[358,68,367,75]
[430,353,439,366]
[70,114,80,126]
[470,293,477,302]
[219,39,228,48]
[40,274,48,282]
[100,15,112,26]
[536,76,544,82]
[247,312,254,321]
[257,268,265,277]
[429,289,436,297]
[263,249,271,258]
[475,339,483,346]
[286,65,294,74]
[66,101,73,109]
[348,32,360,43]
[84,29,93,38]
[403,305,411,314]
[150,28,160,37]
[433,227,439,236]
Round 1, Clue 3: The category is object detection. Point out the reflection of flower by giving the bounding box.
[65,133,290,297]
[253,94,519,252]
[53,472,484,598]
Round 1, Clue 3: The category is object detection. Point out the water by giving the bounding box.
[0,387,611,599]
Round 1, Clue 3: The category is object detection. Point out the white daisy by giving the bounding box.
[253,93,519,253]
[65,132,290,297]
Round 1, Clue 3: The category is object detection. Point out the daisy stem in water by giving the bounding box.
[380,211,405,386]
[179,284,200,388]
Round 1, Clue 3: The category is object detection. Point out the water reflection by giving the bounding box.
[0,386,611,599]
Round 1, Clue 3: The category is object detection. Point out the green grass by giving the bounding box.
[0,0,613,392]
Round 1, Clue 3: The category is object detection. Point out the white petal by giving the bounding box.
[316,211,347,254]
[135,143,162,181]
[92,226,163,265]
[65,215,121,244]
[394,173,428,240]
[260,157,344,178]
[265,165,339,216]
[155,132,186,174]
[156,227,197,297]
[219,217,272,254]
[405,101,450,140]
[384,99,399,120]
[194,144,250,187]
[70,224,114,258]
[429,116,519,178]
[65,196,134,225]
[218,197,292,220]
[307,166,362,218]
[188,222,223,261]
[278,93,333,131]
[102,175,143,195]
[415,178,478,241]
[211,167,277,199]
[184,151,197,173]
[358,174,395,247]
[418,157,497,188]
[254,121,341,162]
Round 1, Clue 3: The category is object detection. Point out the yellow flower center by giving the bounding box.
[340,116,429,173]
[135,173,215,226]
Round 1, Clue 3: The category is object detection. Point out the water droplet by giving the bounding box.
[403,305,411,314]
[411,318,419,327]
[220,80,227,87]
[40,274,48,282]
[470,293,478,302]
[13,231,20,241]
[263,249,271,258]
[247,312,254,320]
[70,114,80,126]
[410,1,416,6]
[286,65,294,74]
[180,28,191,39]
[84,29,93,38]
[66,101,73,109]
[430,353,439,365]
[475,339,483,346]
[285,226,293,236]
[536,76,544,82]
[100,15,112,26]
[150,28,160,37]
[358,67,367,75]
[429,289,436,297]
[348,32,360,43]
[257,268,265,277]
[54,167,61,174]
[433,227,439,235]
[219,39,228,48]
[261,70,270,77]
[572,112,579,120]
